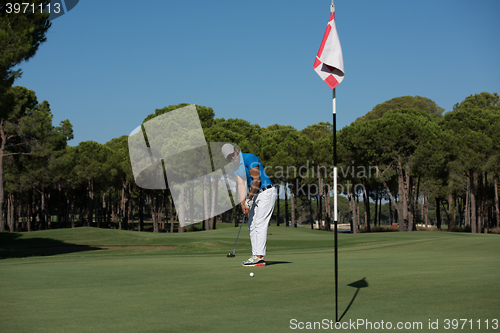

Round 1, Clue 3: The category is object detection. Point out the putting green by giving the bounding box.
[0,227,498,332]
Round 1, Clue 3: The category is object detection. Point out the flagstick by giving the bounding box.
[333,87,338,323]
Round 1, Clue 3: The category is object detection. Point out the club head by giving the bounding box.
[227,253,235,258]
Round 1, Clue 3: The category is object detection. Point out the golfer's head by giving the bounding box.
[222,143,239,162]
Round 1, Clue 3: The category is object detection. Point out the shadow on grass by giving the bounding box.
[0,232,102,259]
[339,277,369,322]
[265,261,292,266]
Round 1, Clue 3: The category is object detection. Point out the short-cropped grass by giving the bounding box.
[0,226,499,333]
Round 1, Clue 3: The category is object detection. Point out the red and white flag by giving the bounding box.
[314,5,344,89]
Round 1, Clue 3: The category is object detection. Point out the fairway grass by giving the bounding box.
[1,227,499,333]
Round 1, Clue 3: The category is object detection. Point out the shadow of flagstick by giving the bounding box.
[339,278,369,322]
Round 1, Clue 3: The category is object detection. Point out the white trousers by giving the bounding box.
[247,187,277,257]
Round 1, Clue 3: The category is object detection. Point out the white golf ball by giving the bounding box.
[250,272,254,277]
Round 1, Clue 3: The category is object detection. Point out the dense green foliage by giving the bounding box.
[0,0,51,99]
[2,92,499,234]
[340,93,500,233]
[356,95,445,122]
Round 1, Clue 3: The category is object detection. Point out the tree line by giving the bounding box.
[0,95,335,232]
[340,93,500,233]
[1,90,499,234]
[1,4,498,233]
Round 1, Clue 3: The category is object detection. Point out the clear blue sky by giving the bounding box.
[13,0,500,146]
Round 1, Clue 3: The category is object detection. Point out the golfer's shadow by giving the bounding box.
[265,261,291,266]
[339,278,369,321]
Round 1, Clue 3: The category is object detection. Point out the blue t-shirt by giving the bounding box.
[233,153,272,190]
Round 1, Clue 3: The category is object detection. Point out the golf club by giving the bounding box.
[227,214,245,257]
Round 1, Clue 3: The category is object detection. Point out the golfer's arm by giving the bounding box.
[236,176,247,206]
[247,166,261,200]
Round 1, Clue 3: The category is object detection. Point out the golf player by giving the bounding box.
[222,144,277,267]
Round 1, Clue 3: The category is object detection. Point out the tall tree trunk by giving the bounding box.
[120,181,129,230]
[290,182,297,228]
[188,186,194,224]
[298,205,304,225]
[316,194,322,230]
[348,193,354,233]
[106,191,112,228]
[403,166,411,231]
[119,189,123,227]
[396,163,406,231]
[354,192,359,233]
[375,164,405,231]
[169,194,175,233]
[127,184,132,231]
[436,197,442,230]
[349,189,358,234]
[69,194,75,228]
[178,186,186,233]
[471,172,477,233]
[394,159,410,231]
[88,180,93,226]
[317,165,322,230]
[156,192,161,233]
[96,191,101,228]
[39,190,46,230]
[324,182,331,231]
[111,190,117,227]
[10,193,15,232]
[389,197,393,226]
[0,124,6,232]
[285,183,290,227]
[424,196,429,228]
[309,197,313,229]
[276,185,280,226]
[408,179,414,231]
[420,194,425,228]
[45,192,51,229]
[465,174,471,228]
[457,196,463,229]
[63,189,69,229]
[414,176,421,229]
[362,188,370,232]
[356,192,361,230]
[14,194,19,231]
[362,182,371,232]
[482,172,488,233]
[150,194,155,232]
[447,190,456,231]
[7,193,12,232]
[210,175,218,230]
[378,193,382,227]
[32,193,38,230]
[57,184,64,228]
[28,190,33,232]
[15,196,20,232]
[477,173,483,233]
[152,193,159,233]
[160,191,166,231]
[203,174,210,230]
[138,188,144,231]
[494,173,500,228]
[101,191,107,229]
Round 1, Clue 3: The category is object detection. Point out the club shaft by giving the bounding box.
[233,215,245,254]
